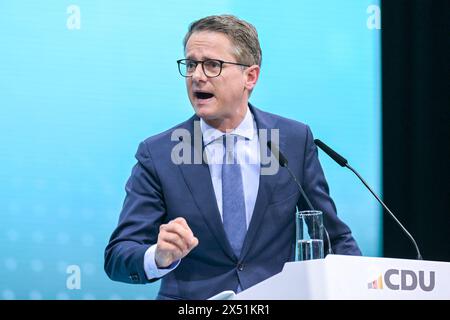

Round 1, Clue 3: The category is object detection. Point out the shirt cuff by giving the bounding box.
[143,244,180,280]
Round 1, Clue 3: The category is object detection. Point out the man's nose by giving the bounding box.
[191,63,207,82]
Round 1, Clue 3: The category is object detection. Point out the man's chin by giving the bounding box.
[193,103,217,120]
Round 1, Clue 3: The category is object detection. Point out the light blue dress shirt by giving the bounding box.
[144,107,261,280]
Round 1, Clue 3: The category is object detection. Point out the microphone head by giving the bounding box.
[314,139,348,167]
[267,141,288,167]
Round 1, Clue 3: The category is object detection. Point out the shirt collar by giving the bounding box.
[200,106,255,146]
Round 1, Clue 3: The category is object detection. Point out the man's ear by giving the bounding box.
[244,65,260,91]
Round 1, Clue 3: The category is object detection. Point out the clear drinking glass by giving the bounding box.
[295,210,325,261]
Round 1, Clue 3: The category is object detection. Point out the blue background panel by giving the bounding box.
[0,1,380,299]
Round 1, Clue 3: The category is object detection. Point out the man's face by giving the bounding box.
[184,31,259,128]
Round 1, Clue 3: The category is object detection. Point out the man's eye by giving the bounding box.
[205,61,220,69]
[187,61,197,69]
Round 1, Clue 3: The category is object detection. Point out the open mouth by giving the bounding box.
[194,91,214,100]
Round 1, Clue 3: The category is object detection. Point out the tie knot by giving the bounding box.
[223,134,237,164]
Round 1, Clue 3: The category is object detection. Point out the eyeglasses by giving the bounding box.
[177,59,250,78]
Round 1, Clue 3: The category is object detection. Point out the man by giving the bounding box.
[104,15,361,300]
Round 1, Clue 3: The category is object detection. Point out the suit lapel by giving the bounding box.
[177,117,236,261]
[240,105,287,259]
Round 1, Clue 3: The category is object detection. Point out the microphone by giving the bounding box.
[267,141,333,255]
[314,139,423,260]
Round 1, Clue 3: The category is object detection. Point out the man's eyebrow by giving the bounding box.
[185,56,216,61]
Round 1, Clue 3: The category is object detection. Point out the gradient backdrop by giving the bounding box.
[0,0,380,299]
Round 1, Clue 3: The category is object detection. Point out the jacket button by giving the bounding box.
[237,264,244,271]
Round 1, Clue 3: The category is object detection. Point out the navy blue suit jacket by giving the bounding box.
[104,104,361,299]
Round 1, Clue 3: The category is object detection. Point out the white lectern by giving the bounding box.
[230,255,450,300]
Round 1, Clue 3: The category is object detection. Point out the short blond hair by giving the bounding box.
[183,15,262,67]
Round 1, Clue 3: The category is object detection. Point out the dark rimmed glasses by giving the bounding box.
[177,59,250,78]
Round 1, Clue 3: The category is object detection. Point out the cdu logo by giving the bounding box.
[368,269,435,292]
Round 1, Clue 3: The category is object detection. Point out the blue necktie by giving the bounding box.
[222,134,247,257]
